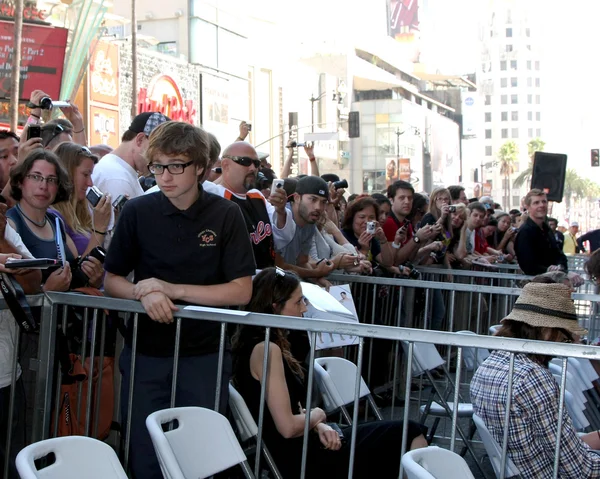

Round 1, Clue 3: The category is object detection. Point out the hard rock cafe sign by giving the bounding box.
[137,75,196,124]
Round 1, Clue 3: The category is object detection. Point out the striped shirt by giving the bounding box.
[470,350,600,478]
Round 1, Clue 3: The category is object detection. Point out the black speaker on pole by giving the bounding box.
[348,111,360,138]
[530,152,567,202]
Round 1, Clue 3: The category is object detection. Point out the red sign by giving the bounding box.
[0,4,48,21]
[399,158,411,181]
[0,20,68,101]
[137,75,196,124]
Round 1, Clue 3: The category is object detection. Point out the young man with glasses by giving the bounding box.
[104,121,255,479]
[204,141,294,269]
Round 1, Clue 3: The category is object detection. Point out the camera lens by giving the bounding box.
[333,180,348,190]
[39,97,53,110]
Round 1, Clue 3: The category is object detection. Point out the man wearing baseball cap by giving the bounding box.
[563,221,582,255]
[91,112,170,245]
[277,175,335,284]
[471,280,600,478]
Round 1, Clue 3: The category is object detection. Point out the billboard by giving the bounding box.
[89,105,119,149]
[0,20,68,100]
[389,0,420,62]
[460,91,479,138]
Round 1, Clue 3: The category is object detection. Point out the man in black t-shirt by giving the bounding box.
[205,141,294,269]
[104,122,255,479]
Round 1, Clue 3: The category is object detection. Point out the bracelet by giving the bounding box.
[29,113,40,119]
[74,128,85,134]
[309,156,316,162]
[92,228,106,235]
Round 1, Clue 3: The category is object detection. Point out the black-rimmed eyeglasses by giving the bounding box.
[148,161,194,175]
[222,155,261,169]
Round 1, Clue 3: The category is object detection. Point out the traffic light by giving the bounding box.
[592,149,599,167]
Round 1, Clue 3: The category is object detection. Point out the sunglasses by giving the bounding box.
[44,124,66,147]
[222,155,260,169]
[212,167,222,174]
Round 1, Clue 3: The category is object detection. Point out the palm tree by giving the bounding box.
[513,138,546,189]
[498,141,519,209]
[563,168,586,210]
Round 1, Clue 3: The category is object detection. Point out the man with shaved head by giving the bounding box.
[204,141,294,269]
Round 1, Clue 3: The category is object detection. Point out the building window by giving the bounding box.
[535,112,541,121]
[528,111,533,121]
[511,111,518,121]
[511,77,518,87]
[501,95,508,105]
[535,78,540,87]
[485,129,492,139]
[527,77,532,87]
[536,95,541,104]
[485,145,493,156]
[528,128,533,138]
[535,61,540,70]
[506,27,512,37]
[501,111,508,121]
[511,94,518,104]
[511,128,519,138]
[485,95,491,105]
[501,78,508,88]
[501,129,508,139]
[510,60,517,69]
[527,60,532,70]
[536,128,542,137]
[190,18,218,68]
[506,45,513,52]
[500,61,507,71]
[485,112,492,122]
[527,94,533,104]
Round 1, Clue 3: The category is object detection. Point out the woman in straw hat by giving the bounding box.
[470,280,600,478]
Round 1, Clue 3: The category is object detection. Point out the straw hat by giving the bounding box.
[502,282,587,335]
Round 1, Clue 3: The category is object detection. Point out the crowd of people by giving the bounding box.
[0,88,599,477]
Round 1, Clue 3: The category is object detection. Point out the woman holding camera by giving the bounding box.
[419,187,454,266]
[232,268,428,479]
[51,142,112,256]
[6,150,103,291]
[490,212,516,258]
[340,196,393,269]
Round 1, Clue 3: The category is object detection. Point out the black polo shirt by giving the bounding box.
[514,217,568,275]
[105,186,256,357]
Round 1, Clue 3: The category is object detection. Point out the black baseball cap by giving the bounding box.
[295,175,329,200]
[128,112,170,136]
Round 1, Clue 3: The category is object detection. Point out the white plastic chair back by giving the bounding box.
[314,357,370,412]
[575,358,600,383]
[549,373,589,430]
[146,407,249,479]
[16,436,127,479]
[403,342,445,376]
[565,358,595,390]
[472,414,521,478]
[456,331,490,371]
[229,383,258,442]
[401,446,475,478]
[548,363,587,406]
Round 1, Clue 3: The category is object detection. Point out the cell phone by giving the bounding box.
[271,179,284,196]
[112,194,128,211]
[247,123,252,131]
[86,186,103,207]
[27,125,41,140]
[5,258,60,269]
[366,221,376,234]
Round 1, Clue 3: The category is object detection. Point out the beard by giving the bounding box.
[243,172,257,191]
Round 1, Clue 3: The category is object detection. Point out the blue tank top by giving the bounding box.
[7,206,76,281]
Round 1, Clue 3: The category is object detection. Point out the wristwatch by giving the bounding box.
[413,236,421,244]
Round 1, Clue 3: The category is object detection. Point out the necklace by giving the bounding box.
[16,203,47,228]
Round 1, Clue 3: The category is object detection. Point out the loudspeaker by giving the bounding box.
[530,152,567,202]
[348,111,360,138]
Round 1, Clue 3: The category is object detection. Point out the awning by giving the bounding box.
[352,57,405,91]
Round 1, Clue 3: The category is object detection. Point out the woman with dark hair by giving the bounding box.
[406,192,428,230]
[232,268,428,479]
[489,212,516,258]
[471,281,600,478]
[6,149,103,291]
[51,142,112,256]
[371,193,391,225]
[340,196,393,268]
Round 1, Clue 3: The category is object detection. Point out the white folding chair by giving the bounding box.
[401,446,475,479]
[16,436,127,479]
[472,413,521,478]
[228,383,282,479]
[146,406,253,479]
[456,331,490,372]
[313,357,383,424]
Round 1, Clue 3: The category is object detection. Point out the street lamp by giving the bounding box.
[309,92,328,133]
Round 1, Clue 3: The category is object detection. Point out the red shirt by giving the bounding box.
[383,212,414,245]
[474,228,489,254]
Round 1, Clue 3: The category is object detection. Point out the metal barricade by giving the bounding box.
[3,287,600,479]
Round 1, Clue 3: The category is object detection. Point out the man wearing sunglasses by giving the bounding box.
[204,141,294,270]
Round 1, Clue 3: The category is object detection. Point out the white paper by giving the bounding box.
[302,283,359,349]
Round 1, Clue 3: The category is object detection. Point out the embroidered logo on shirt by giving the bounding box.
[198,229,217,247]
